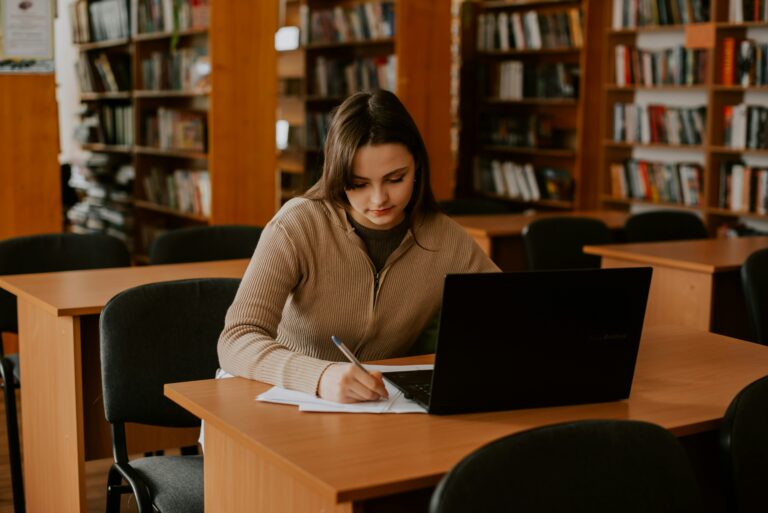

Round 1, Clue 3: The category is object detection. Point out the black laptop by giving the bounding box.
[383,267,652,415]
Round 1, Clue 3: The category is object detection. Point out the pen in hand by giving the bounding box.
[331,336,388,400]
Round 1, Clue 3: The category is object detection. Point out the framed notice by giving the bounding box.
[0,0,54,60]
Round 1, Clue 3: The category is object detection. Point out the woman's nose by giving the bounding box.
[371,185,387,204]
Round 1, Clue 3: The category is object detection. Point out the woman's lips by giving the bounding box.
[369,207,393,216]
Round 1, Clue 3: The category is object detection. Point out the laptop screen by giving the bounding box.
[427,267,652,414]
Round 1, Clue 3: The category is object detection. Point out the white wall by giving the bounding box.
[54,0,80,163]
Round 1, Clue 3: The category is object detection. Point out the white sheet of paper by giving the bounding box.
[256,364,432,413]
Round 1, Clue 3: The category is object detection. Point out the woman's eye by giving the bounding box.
[388,176,405,183]
[350,183,366,190]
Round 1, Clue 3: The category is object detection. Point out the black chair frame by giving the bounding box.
[0,356,24,513]
[106,423,153,513]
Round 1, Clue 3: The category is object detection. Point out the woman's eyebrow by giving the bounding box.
[352,167,409,180]
[383,167,409,177]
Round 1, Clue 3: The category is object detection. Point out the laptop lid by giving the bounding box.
[427,267,652,415]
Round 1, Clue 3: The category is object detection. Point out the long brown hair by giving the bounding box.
[305,90,440,224]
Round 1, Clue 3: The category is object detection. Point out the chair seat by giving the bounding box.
[1,353,20,384]
[7,353,20,383]
[131,455,203,513]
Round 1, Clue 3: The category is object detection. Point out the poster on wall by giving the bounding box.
[0,0,55,72]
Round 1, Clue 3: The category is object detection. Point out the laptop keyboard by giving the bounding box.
[405,382,431,399]
[383,370,433,407]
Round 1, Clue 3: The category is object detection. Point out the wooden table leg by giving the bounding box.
[204,423,355,513]
[602,258,713,332]
[18,298,86,513]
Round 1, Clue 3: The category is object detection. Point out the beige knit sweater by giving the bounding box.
[217,198,499,394]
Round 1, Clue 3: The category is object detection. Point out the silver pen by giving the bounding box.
[331,335,371,375]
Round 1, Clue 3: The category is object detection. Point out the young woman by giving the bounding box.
[218,90,499,403]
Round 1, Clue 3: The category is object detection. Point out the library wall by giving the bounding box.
[55,0,81,163]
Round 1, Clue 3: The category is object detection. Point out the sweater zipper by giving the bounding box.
[374,271,380,296]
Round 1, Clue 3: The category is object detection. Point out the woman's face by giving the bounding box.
[344,143,415,230]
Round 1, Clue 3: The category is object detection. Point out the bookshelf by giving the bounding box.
[70,0,277,259]
[457,0,604,211]
[600,0,768,234]
[275,0,453,204]
[0,74,63,239]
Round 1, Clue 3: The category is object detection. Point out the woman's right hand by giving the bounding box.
[318,363,389,403]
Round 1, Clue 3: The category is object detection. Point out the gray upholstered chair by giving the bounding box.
[741,248,768,345]
[522,217,611,270]
[624,210,708,243]
[148,224,262,264]
[721,375,768,513]
[430,419,702,513]
[0,232,130,513]
[100,277,239,513]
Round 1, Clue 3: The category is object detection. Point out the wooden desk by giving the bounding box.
[454,210,629,271]
[584,237,768,341]
[0,259,248,513]
[166,326,768,513]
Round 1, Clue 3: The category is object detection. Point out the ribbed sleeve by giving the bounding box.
[217,198,499,395]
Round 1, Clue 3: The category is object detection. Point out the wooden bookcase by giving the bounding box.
[599,0,768,234]
[457,0,603,211]
[276,0,453,204]
[0,73,63,239]
[71,0,277,259]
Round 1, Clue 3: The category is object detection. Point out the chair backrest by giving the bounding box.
[720,375,768,513]
[148,225,262,265]
[624,210,708,243]
[0,233,130,334]
[430,419,702,513]
[522,217,611,270]
[742,248,768,345]
[100,278,239,428]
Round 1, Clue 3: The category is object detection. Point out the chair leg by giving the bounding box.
[105,465,125,513]
[1,357,25,513]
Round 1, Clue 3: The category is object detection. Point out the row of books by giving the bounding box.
[70,0,130,43]
[719,161,768,213]
[729,0,768,21]
[66,155,134,250]
[140,47,209,91]
[135,0,209,34]
[484,61,579,100]
[77,103,134,146]
[67,198,134,247]
[279,77,302,97]
[609,159,703,206]
[301,2,395,45]
[476,8,583,52]
[77,52,131,93]
[723,103,768,149]
[145,108,206,152]
[481,114,576,150]
[142,167,211,217]
[92,0,130,42]
[475,159,573,202]
[611,0,710,28]
[612,103,706,146]
[722,38,768,87]
[614,45,707,86]
[306,112,332,149]
[313,55,397,97]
